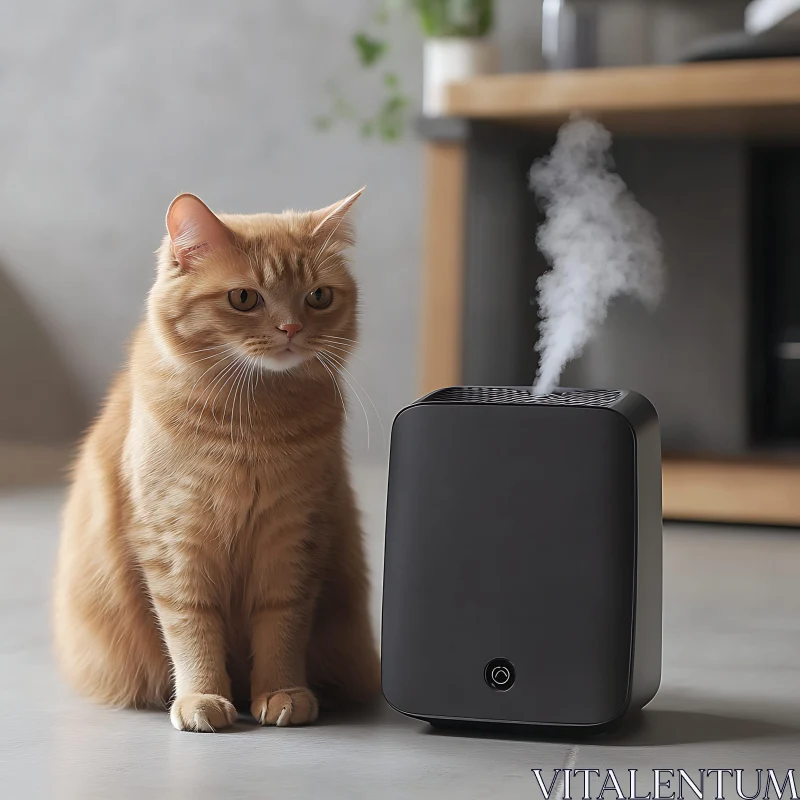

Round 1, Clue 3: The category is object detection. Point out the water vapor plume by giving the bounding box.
[529,118,665,395]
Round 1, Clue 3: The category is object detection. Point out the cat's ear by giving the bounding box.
[166,193,233,270]
[311,187,364,248]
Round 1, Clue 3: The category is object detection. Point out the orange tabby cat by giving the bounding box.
[53,190,380,732]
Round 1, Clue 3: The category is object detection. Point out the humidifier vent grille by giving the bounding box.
[424,387,624,408]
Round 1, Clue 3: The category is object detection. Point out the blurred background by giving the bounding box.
[5,0,800,793]
[0,0,762,470]
[4,0,800,528]
[0,1,430,475]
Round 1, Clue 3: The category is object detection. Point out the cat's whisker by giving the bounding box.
[213,360,247,422]
[321,349,386,449]
[184,347,238,367]
[184,348,236,389]
[316,341,359,353]
[238,361,251,428]
[316,342,365,363]
[251,361,258,420]
[315,333,359,349]
[317,342,364,360]
[237,360,253,426]
[244,361,255,438]
[236,359,253,444]
[316,336,360,353]
[318,352,369,449]
[194,357,243,430]
[190,355,240,415]
[168,347,235,387]
[233,365,245,445]
[315,354,347,422]
[166,347,236,392]
[181,351,239,407]
[223,360,250,440]
[230,362,246,445]
[180,343,233,357]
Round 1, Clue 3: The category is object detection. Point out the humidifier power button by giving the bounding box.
[485,658,515,691]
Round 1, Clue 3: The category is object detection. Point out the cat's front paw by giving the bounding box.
[251,687,319,727]
[170,693,237,732]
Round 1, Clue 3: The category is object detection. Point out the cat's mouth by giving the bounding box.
[273,345,298,359]
[252,345,309,373]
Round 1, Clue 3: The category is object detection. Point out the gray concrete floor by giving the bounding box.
[2,465,800,799]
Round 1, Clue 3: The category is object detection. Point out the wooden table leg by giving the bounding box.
[420,142,467,396]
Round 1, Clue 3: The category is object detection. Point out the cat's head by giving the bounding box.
[148,191,362,375]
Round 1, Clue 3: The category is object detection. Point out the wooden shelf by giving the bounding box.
[663,455,800,526]
[445,58,800,136]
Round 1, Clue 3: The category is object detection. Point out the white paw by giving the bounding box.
[251,687,318,727]
[170,693,237,732]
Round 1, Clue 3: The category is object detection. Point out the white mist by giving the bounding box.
[529,118,665,396]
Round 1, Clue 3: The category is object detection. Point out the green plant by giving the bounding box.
[315,0,494,143]
[413,0,493,37]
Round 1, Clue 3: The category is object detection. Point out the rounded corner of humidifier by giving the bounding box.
[644,670,663,710]
[379,676,410,720]
[380,662,437,728]
[612,389,661,432]
[638,393,660,424]
[585,701,633,733]
[389,395,432,435]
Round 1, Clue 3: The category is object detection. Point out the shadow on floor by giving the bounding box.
[419,707,800,747]
[315,697,393,727]
[594,708,800,747]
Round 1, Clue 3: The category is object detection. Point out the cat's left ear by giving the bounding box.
[311,187,365,248]
[166,193,233,271]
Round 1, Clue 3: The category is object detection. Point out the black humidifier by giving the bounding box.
[381,387,662,732]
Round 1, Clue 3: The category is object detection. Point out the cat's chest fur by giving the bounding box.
[125,386,339,545]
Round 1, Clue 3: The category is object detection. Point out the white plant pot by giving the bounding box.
[423,37,497,117]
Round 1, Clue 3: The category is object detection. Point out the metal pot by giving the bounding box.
[542,0,601,69]
[541,0,751,69]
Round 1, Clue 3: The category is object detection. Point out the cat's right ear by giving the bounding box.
[166,194,232,271]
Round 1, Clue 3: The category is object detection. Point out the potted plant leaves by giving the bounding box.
[316,0,495,141]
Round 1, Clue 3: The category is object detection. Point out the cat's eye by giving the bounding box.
[306,287,333,310]
[228,289,261,312]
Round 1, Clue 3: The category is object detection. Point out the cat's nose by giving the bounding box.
[278,322,303,339]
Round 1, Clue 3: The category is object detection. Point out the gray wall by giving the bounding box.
[0,0,747,456]
[565,140,750,454]
[0,1,436,455]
